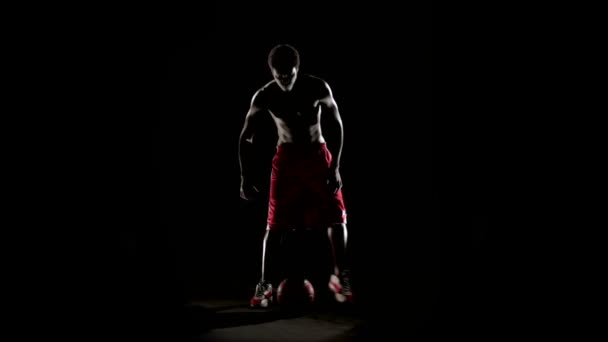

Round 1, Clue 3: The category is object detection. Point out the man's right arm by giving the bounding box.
[239,90,266,199]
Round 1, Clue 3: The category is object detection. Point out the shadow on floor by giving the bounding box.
[182,300,364,341]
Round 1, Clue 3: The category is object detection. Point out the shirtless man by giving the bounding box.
[239,44,352,307]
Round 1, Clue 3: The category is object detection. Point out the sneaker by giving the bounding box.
[328,271,353,303]
[250,281,273,308]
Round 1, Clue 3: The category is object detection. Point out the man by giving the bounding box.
[239,44,352,308]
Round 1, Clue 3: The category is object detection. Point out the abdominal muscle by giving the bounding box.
[275,122,326,146]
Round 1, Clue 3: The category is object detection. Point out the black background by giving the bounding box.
[163,2,435,298]
[45,1,494,340]
[161,2,439,338]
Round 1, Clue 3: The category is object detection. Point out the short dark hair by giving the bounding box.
[268,44,300,71]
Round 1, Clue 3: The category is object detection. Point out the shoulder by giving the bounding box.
[251,81,276,107]
[300,74,333,97]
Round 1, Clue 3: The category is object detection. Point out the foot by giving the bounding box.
[250,281,273,308]
[328,271,353,303]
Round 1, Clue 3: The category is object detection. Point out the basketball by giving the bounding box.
[277,279,315,306]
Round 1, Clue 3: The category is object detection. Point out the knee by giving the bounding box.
[329,223,347,234]
[334,223,347,230]
[264,229,283,246]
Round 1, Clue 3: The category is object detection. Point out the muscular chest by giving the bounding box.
[268,93,321,121]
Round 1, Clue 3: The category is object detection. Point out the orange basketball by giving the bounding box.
[277,279,315,306]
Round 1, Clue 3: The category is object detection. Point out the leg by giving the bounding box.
[327,223,353,303]
[251,225,282,308]
[327,223,348,276]
[259,225,286,284]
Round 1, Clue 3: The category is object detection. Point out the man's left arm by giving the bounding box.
[319,81,343,193]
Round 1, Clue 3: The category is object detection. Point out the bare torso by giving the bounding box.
[259,74,327,146]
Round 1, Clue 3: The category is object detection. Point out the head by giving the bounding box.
[268,44,300,91]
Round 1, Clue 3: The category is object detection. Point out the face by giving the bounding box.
[271,66,298,91]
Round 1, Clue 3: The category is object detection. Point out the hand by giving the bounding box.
[240,178,260,200]
[327,168,342,194]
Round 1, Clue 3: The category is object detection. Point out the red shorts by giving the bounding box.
[267,143,347,231]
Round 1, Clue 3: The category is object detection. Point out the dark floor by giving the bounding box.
[182,294,435,341]
[186,299,359,341]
